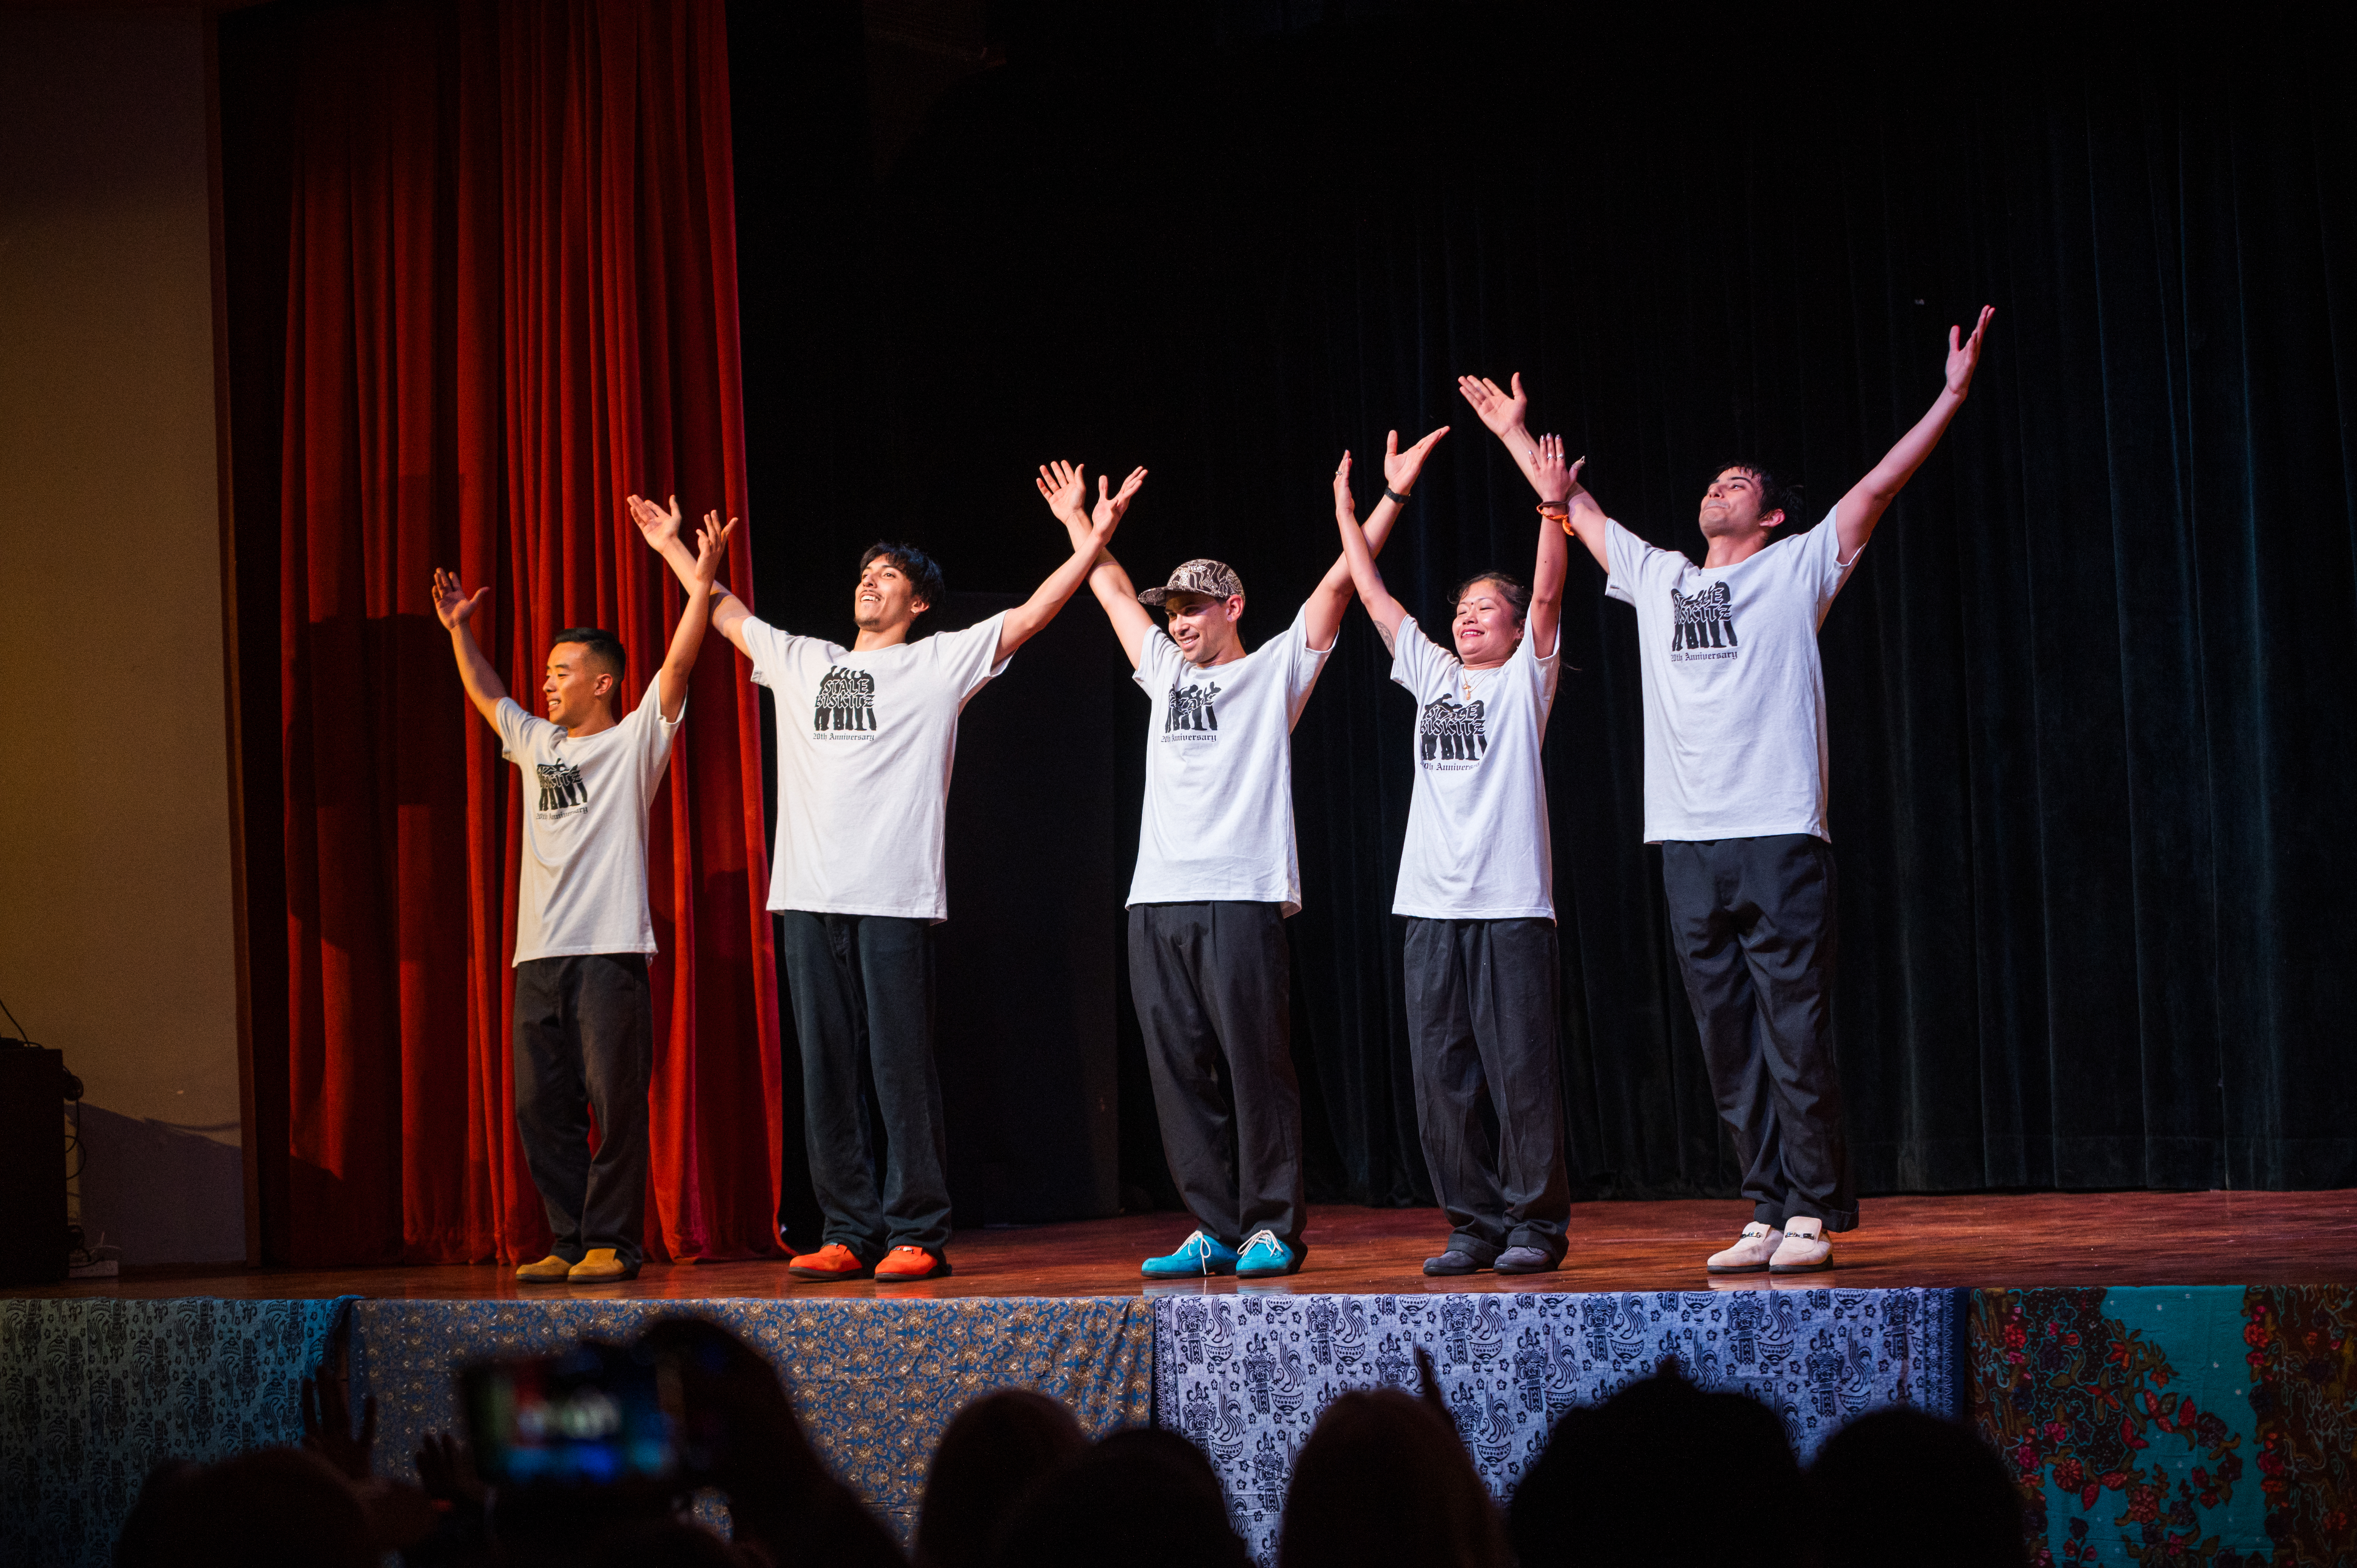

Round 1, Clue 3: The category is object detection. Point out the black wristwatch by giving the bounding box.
[1383,485,1413,505]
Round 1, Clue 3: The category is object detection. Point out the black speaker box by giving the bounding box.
[0,1047,69,1285]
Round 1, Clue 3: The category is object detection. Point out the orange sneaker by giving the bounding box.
[873,1245,949,1282]
[788,1243,872,1282]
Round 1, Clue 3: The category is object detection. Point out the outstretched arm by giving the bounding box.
[1002,466,1144,662]
[1836,305,1993,562]
[432,568,509,726]
[1525,434,1576,657]
[650,512,734,720]
[632,493,755,659]
[1303,425,1447,650]
[1331,450,1410,653]
[1036,461,1157,669]
[1459,372,1609,570]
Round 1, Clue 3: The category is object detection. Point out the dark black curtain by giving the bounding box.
[730,2,2357,1217]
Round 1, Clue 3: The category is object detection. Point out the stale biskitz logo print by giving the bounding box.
[536,759,587,812]
[1163,680,1220,740]
[814,667,877,735]
[1419,696,1488,767]
[1669,583,1739,662]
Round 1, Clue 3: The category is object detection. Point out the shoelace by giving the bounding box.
[1240,1228,1287,1264]
[1172,1229,1219,1275]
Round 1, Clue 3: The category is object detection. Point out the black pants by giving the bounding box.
[1403,917,1572,1264]
[512,954,653,1267]
[1660,834,1857,1232]
[1127,902,1306,1253]
[777,911,951,1259]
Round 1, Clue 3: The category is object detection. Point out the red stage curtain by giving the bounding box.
[277,0,780,1265]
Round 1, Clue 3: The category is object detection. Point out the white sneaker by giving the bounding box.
[1705,1222,1784,1273]
[1769,1219,1832,1273]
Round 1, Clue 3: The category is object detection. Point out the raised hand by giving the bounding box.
[627,493,685,553]
[1382,425,1450,496]
[1456,372,1530,439]
[1946,305,1995,397]
[415,1430,488,1509]
[1333,450,1359,520]
[300,1373,378,1482]
[431,567,489,631]
[1034,460,1089,524]
[1092,466,1147,534]
[689,510,737,588]
[1531,433,1584,506]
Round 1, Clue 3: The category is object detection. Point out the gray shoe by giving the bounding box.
[1494,1246,1558,1275]
[1422,1250,1483,1276]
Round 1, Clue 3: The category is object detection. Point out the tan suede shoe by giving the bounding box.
[514,1253,574,1283]
[567,1247,637,1282]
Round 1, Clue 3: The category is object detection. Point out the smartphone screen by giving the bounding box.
[461,1343,685,1489]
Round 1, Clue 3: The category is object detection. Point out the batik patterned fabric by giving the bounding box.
[1970,1286,2357,1567]
[350,1295,1153,1543]
[1152,1287,1962,1562]
[0,1296,353,1568]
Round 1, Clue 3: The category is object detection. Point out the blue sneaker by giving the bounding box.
[1140,1229,1239,1279]
[1234,1229,1301,1278]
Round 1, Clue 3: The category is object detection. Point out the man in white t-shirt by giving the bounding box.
[633,486,1133,1284]
[429,509,730,1284]
[1331,431,1578,1278]
[1035,429,1446,1280]
[1460,309,1993,1274]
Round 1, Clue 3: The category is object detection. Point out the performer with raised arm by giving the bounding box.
[631,488,1134,1284]
[431,507,731,1284]
[1331,432,1576,1277]
[1458,307,1994,1274]
[1035,427,1447,1280]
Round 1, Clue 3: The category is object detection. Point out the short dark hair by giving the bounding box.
[549,627,625,680]
[859,542,946,617]
[1450,570,1531,625]
[1706,459,1803,524]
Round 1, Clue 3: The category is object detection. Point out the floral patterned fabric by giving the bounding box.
[1968,1286,2357,1566]
[0,1296,353,1568]
[349,1295,1153,1543]
[1152,1287,1962,1562]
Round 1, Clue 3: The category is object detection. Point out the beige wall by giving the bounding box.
[0,7,246,1266]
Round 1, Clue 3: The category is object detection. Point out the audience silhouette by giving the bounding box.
[1809,1406,2027,1568]
[917,1388,1088,1568]
[111,1333,2031,1568]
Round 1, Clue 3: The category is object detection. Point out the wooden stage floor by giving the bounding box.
[13,1191,2354,1304]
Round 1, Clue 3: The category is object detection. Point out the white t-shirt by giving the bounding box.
[1388,614,1560,920]
[742,613,1009,922]
[1605,510,1860,843]
[1126,604,1331,916]
[495,680,684,965]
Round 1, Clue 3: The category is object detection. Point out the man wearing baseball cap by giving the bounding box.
[1035,430,1446,1278]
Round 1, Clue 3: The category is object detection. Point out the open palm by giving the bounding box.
[1947,306,1995,396]
[1456,373,1529,438]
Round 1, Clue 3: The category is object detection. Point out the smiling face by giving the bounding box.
[543,642,617,730]
[852,555,929,636]
[1697,466,1785,544]
[1162,591,1246,666]
[1452,579,1526,667]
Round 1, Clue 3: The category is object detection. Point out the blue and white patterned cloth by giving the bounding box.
[1152,1287,1964,1562]
[0,1296,353,1568]
[350,1294,1154,1543]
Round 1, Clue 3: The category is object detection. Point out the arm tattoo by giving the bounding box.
[1377,621,1397,655]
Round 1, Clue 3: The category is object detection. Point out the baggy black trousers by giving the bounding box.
[1127,901,1307,1253]
[1659,833,1858,1232]
[1403,917,1573,1264]
[777,910,952,1259]
[512,954,653,1267]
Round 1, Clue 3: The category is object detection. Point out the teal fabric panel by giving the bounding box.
[0,1296,354,1568]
